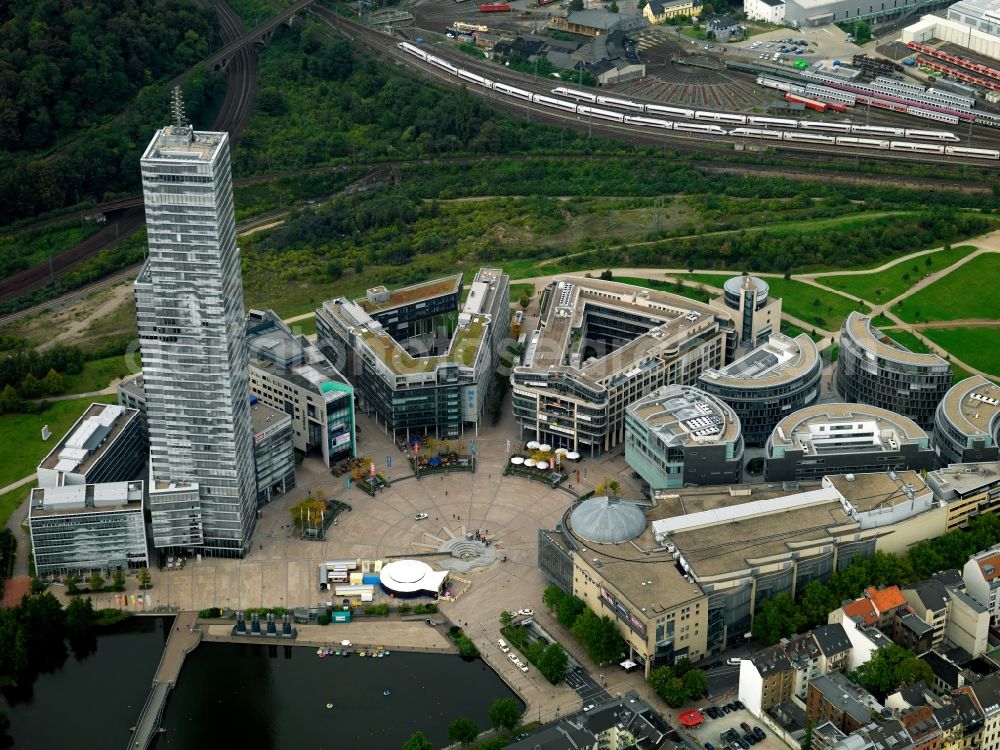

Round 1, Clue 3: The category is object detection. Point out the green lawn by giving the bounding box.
[509,283,535,303]
[813,245,977,304]
[0,395,118,490]
[670,273,871,332]
[61,355,139,395]
[877,328,931,354]
[921,327,1000,380]
[893,254,1000,323]
[616,276,714,304]
[0,484,31,528]
[288,315,317,337]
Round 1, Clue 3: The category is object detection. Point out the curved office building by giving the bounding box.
[709,276,782,351]
[698,333,821,447]
[934,375,1000,465]
[837,312,951,430]
[764,403,935,482]
[625,384,744,489]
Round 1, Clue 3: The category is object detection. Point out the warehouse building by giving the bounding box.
[837,312,952,431]
[316,268,510,441]
[245,309,356,465]
[624,384,744,489]
[764,403,935,481]
[778,0,941,26]
[698,333,821,448]
[903,14,1000,67]
[30,481,148,576]
[37,403,145,489]
[512,276,736,454]
[934,376,1000,466]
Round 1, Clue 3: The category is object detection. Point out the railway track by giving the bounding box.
[207,0,260,135]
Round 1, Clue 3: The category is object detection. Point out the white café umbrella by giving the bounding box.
[566,451,580,461]
[526,440,541,450]
[524,458,537,468]
[537,461,549,470]
[538,444,552,453]
[510,456,525,465]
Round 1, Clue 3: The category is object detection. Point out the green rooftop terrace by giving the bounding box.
[359,314,487,374]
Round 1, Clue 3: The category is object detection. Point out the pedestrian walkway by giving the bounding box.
[128,611,200,750]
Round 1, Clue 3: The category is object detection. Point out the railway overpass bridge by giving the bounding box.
[206,0,317,71]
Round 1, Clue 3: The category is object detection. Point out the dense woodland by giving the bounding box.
[0,0,223,225]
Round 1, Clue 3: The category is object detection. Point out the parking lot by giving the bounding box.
[684,703,789,750]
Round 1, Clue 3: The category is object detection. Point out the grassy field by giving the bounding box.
[813,245,977,304]
[669,273,871,331]
[0,484,31,528]
[61,355,139,395]
[616,276,714,304]
[0,395,118,491]
[893,254,1000,323]
[878,329,931,354]
[921,327,1000,379]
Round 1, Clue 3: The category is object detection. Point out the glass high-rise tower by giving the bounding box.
[135,93,256,557]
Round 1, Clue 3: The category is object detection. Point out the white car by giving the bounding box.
[414,513,429,520]
[519,663,529,672]
[517,608,534,616]
[508,653,519,664]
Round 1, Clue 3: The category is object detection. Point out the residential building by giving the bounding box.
[512,276,736,454]
[134,97,257,557]
[838,614,891,671]
[245,309,355,465]
[316,268,510,441]
[806,672,883,734]
[706,14,742,38]
[744,0,786,23]
[829,585,910,633]
[897,612,935,655]
[926,462,1000,532]
[698,333,822,448]
[739,623,851,717]
[249,399,295,505]
[959,672,1000,750]
[934,377,1000,466]
[709,276,782,351]
[29,481,148,576]
[644,0,695,23]
[763,403,936,482]
[624,384,744,490]
[903,575,989,657]
[922,651,966,696]
[36,403,145,488]
[838,313,952,431]
[740,645,794,717]
[963,545,1000,625]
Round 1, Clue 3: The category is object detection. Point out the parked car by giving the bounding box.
[705,744,716,750]
[727,657,741,666]
[734,701,744,710]
[753,728,766,741]
[741,723,751,735]
[519,663,529,672]
[414,513,429,520]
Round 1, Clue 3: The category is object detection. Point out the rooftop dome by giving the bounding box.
[570,496,646,544]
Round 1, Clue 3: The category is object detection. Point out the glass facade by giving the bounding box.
[136,124,257,557]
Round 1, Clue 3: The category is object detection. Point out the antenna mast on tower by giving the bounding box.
[171,86,188,129]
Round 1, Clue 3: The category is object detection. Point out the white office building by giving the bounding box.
[134,92,257,557]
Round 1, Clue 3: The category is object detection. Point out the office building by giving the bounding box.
[624,384,744,489]
[134,94,256,556]
[37,403,145,488]
[512,276,736,454]
[117,377,295,506]
[764,404,935,482]
[698,333,822,447]
[316,268,510,441]
[934,376,1000,466]
[249,399,295,505]
[29,481,148,576]
[926,461,1000,531]
[245,309,355,465]
[838,313,952,431]
[709,276,782,351]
